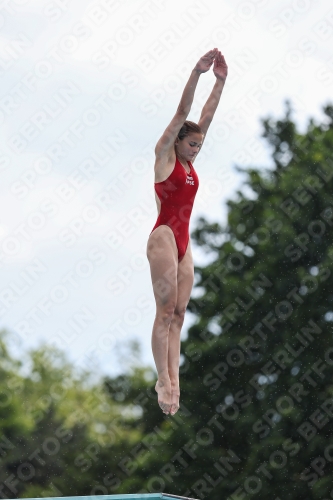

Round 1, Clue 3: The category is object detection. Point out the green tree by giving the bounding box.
[0,336,143,498]
[111,102,333,500]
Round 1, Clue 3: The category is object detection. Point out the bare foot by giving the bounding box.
[155,380,172,414]
[170,387,180,416]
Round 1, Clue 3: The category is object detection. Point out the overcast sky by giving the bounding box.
[0,0,332,378]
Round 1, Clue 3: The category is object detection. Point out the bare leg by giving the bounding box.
[168,242,194,415]
[147,226,178,415]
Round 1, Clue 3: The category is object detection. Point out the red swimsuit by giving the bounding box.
[150,157,199,262]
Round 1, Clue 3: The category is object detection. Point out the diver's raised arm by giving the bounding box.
[155,48,218,157]
[198,50,228,136]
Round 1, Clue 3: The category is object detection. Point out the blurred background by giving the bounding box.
[1,1,333,498]
[0,0,332,376]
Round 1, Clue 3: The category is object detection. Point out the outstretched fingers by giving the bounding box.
[203,48,218,61]
[195,48,220,73]
[220,53,226,65]
[205,47,218,55]
[214,50,222,66]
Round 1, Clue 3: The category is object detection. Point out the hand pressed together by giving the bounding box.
[194,48,228,81]
[194,48,218,73]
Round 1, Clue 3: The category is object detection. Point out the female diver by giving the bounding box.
[146,48,228,415]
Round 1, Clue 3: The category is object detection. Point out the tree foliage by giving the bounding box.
[1,102,333,500]
[0,334,140,498]
[112,101,333,500]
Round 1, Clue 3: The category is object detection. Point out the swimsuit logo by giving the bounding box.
[186,175,195,186]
